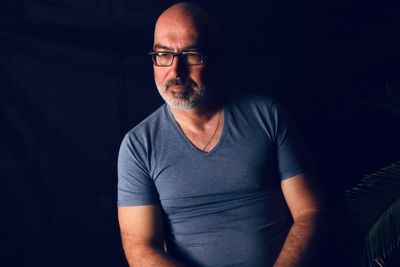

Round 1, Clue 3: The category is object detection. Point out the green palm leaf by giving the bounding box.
[343,162,400,267]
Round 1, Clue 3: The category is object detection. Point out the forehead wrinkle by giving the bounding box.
[154,23,199,42]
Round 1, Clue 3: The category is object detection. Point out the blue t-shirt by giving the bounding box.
[118,94,311,267]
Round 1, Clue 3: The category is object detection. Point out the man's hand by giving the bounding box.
[274,171,325,267]
[118,205,184,267]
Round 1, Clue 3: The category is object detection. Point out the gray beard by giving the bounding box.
[158,84,206,111]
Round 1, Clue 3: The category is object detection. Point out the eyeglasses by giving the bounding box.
[149,51,205,67]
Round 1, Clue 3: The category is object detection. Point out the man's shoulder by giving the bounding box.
[226,93,278,111]
[124,104,167,140]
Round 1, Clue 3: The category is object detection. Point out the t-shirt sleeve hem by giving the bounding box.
[117,199,159,208]
[280,167,307,180]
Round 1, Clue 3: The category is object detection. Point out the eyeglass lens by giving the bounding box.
[153,52,202,66]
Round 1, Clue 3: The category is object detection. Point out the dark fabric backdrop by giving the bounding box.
[1,1,399,266]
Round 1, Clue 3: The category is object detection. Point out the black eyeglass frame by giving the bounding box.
[148,50,205,67]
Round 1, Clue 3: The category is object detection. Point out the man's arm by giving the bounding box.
[118,205,185,267]
[274,171,325,267]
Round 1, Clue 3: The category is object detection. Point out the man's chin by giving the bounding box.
[163,95,199,110]
[158,87,205,110]
[166,99,194,110]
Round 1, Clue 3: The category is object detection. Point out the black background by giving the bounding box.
[1,0,399,266]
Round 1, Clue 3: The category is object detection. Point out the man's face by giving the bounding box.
[153,15,209,110]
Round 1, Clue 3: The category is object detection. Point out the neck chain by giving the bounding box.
[201,110,222,152]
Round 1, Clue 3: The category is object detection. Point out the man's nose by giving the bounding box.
[170,55,188,78]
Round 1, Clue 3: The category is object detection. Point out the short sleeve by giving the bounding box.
[271,102,312,180]
[117,133,159,207]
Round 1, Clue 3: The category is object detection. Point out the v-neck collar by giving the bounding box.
[165,104,228,156]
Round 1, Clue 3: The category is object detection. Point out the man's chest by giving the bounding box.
[151,126,279,201]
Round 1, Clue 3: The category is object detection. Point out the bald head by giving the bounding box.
[154,2,220,51]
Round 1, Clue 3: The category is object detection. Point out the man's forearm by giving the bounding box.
[274,211,323,267]
[123,244,184,267]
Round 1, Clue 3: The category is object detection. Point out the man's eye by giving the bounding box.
[184,52,200,56]
[156,53,170,57]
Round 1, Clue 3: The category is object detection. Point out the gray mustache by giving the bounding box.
[166,79,195,89]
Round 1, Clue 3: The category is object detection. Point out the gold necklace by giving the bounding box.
[201,110,222,152]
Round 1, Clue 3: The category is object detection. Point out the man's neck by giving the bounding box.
[169,98,222,131]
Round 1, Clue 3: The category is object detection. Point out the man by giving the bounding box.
[118,2,324,266]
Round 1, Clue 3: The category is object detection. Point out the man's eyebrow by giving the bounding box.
[153,44,171,50]
[153,43,201,51]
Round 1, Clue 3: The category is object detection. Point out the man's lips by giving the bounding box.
[168,85,186,93]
